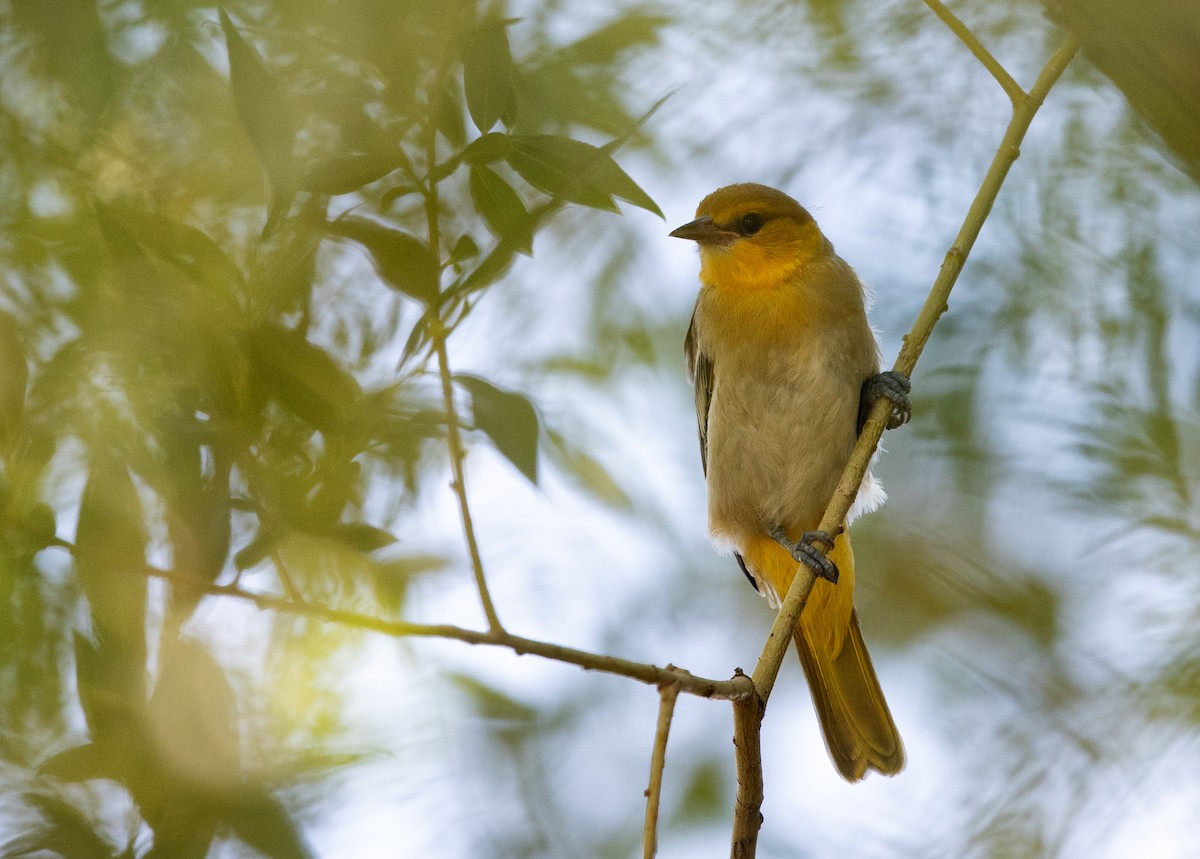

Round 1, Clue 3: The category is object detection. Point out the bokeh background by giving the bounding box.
[1,0,1198,857]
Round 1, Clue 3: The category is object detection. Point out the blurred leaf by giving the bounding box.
[75,456,148,673]
[448,672,537,723]
[99,205,245,293]
[147,639,240,815]
[448,234,480,264]
[38,743,114,785]
[234,527,278,572]
[546,429,630,509]
[247,323,362,434]
[302,152,409,194]
[326,522,397,553]
[379,183,421,209]
[673,759,726,824]
[370,553,447,612]
[462,131,513,164]
[559,12,670,65]
[219,8,297,233]
[469,164,534,251]
[463,20,519,133]
[508,134,662,216]
[433,75,467,147]
[1050,0,1200,178]
[224,790,314,859]
[454,374,539,484]
[72,633,144,764]
[163,441,231,625]
[328,216,441,303]
[0,312,27,455]
[2,791,116,859]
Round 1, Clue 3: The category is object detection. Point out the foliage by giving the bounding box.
[0,1,661,854]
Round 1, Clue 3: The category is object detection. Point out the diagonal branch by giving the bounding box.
[642,674,682,859]
[922,0,1025,106]
[733,33,1080,857]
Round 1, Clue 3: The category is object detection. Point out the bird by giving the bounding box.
[671,183,908,781]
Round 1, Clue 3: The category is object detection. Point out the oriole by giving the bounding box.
[672,183,908,781]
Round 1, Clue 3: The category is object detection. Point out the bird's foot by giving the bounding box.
[860,370,912,432]
[770,527,840,585]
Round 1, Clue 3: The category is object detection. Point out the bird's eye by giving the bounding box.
[739,213,765,236]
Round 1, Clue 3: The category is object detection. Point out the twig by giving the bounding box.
[642,675,682,859]
[729,677,764,858]
[921,0,1025,106]
[423,115,503,634]
[735,32,1080,857]
[128,558,754,702]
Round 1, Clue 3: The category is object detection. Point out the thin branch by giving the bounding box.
[922,0,1025,106]
[423,116,503,634]
[735,34,1079,856]
[129,558,753,702]
[642,675,682,859]
[729,682,764,859]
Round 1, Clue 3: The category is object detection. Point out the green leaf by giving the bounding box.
[246,323,362,433]
[546,429,630,509]
[75,455,148,673]
[508,135,663,216]
[328,216,440,303]
[469,165,533,252]
[73,632,144,751]
[225,790,314,859]
[461,132,513,164]
[100,205,245,293]
[327,522,397,553]
[0,311,27,455]
[219,8,297,234]
[149,637,240,787]
[302,152,407,194]
[463,20,519,133]
[454,374,539,484]
[39,743,116,784]
[448,234,480,264]
[433,75,466,147]
[560,13,670,65]
[10,791,117,859]
[234,528,277,572]
[379,183,420,209]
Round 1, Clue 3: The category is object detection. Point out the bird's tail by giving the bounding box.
[746,530,905,781]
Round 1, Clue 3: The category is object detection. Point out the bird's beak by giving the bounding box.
[669,215,733,245]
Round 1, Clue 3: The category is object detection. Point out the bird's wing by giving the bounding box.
[684,306,713,475]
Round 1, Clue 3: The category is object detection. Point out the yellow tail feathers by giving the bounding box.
[745,529,905,782]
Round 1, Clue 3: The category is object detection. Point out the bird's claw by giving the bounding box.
[771,527,840,585]
[860,370,912,432]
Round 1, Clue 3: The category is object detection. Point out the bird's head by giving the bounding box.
[670,183,830,290]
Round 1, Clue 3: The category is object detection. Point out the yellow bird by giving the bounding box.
[672,183,908,781]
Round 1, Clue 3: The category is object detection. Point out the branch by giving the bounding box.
[921,0,1025,106]
[423,116,503,634]
[729,689,764,858]
[642,675,682,859]
[734,33,1079,856]
[129,559,754,702]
